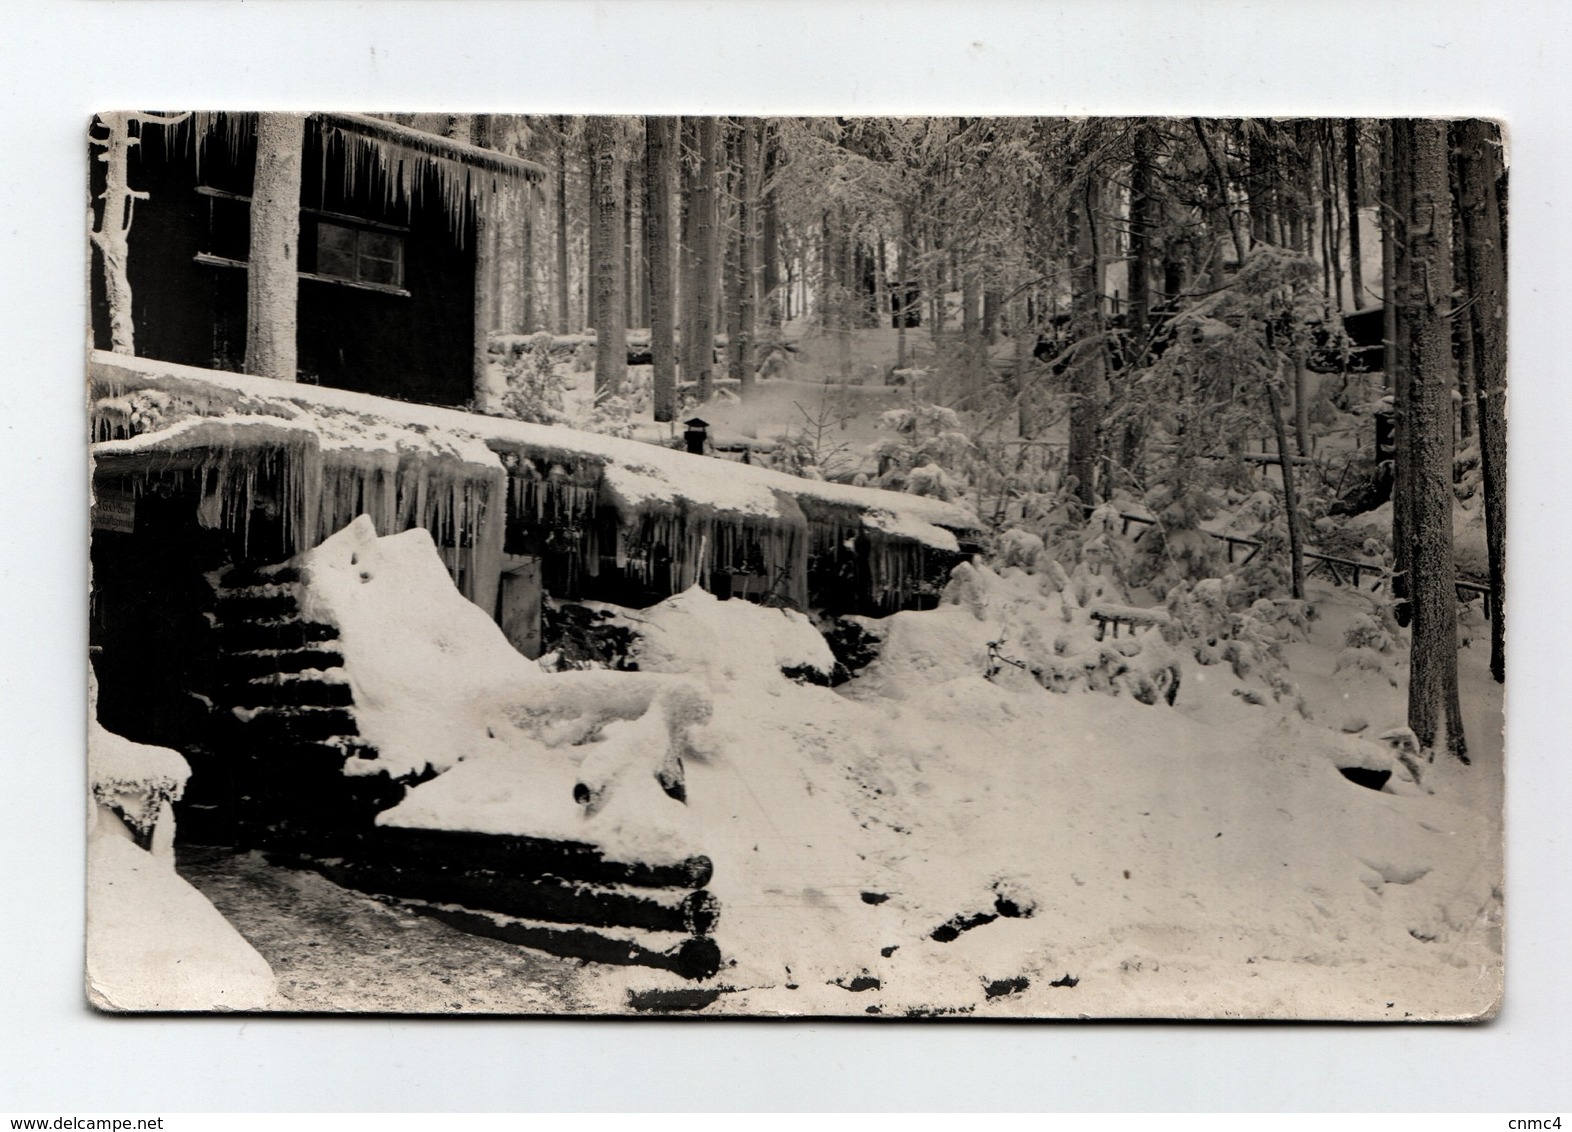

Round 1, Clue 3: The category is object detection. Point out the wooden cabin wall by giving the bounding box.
[89,116,479,408]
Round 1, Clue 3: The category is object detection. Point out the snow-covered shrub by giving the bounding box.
[904,462,964,502]
[1160,576,1304,703]
[497,331,568,426]
[996,527,1047,572]
[572,391,638,439]
[874,402,974,495]
[1333,595,1405,689]
[1344,612,1395,654]
[866,561,1183,707]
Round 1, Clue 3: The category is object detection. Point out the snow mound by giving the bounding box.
[379,670,711,864]
[628,586,836,686]
[87,816,276,1012]
[302,517,709,862]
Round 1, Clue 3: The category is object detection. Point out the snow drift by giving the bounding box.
[86,710,276,1012]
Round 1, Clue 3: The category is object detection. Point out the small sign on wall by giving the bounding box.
[92,487,135,533]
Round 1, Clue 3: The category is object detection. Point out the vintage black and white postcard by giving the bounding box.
[85,113,1504,1019]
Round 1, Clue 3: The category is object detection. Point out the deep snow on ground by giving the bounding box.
[267,520,1500,1018]
[568,572,1501,1019]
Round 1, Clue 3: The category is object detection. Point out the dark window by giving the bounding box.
[197,188,251,263]
[313,220,405,289]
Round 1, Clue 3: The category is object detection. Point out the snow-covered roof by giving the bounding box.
[90,351,982,551]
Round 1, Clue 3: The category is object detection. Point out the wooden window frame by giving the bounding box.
[190,187,412,298]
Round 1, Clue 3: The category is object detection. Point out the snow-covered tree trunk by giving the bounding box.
[1455,118,1507,685]
[1389,121,1414,621]
[690,116,719,401]
[1380,123,1397,388]
[761,124,782,332]
[1293,354,1312,458]
[245,112,305,382]
[1266,375,1306,599]
[462,115,496,409]
[895,206,911,369]
[1122,124,1156,474]
[89,112,144,356]
[624,161,638,330]
[1345,119,1365,308]
[645,116,679,423]
[736,118,759,395]
[556,116,571,334]
[723,122,744,383]
[521,183,537,333]
[1067,178,1105,510]
[678,119,697,384]
[1193,118,1249,268]
[1448,129,1477,444]
[587,116,627,398]
[1404,119,1467,762]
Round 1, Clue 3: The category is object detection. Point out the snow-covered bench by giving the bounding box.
[1087,602,1171,641]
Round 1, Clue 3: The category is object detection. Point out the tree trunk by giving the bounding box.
[962,266,980,342]
[90,112,140,356]
[465,116,496,408]
[1192,118,1249,267]
[586,117,627,398]
[736,119,759,395]
[1455,118,1507,685]
[556,116,571,333]
[1128,123,1155,364]
[1404,119,1467,761]
[723,123,744,383]
[245,111,304,381]
[521,183,537,333]
[1447,125,1477,444]
[1325,125,1346,310]
[895,206,911,369]
[761,124,782,331]
[1266,377,1305,599]
[678,118,698,386]
[1293,354,1312,458]
[1345,119,1365,308]
[1389,121,1414,619]
[1068,178,1105,511]
[645,116,679,423]
[624,161,637,330]
[1319,130,1340,304]
[837,210,854,381]
[690,116,719,401]
[1380,126,1397,391]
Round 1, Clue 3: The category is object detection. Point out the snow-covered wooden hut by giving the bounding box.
[89,111,543,406]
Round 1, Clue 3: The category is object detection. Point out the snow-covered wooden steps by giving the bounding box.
[206,558,725,980]
[312,831,723,980]
[204,564,386,847]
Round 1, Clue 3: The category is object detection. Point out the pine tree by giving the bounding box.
[1455,118,1507,685]
[645,116,679,423]
[1403,118,1467,761]
[586,116,627,398]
